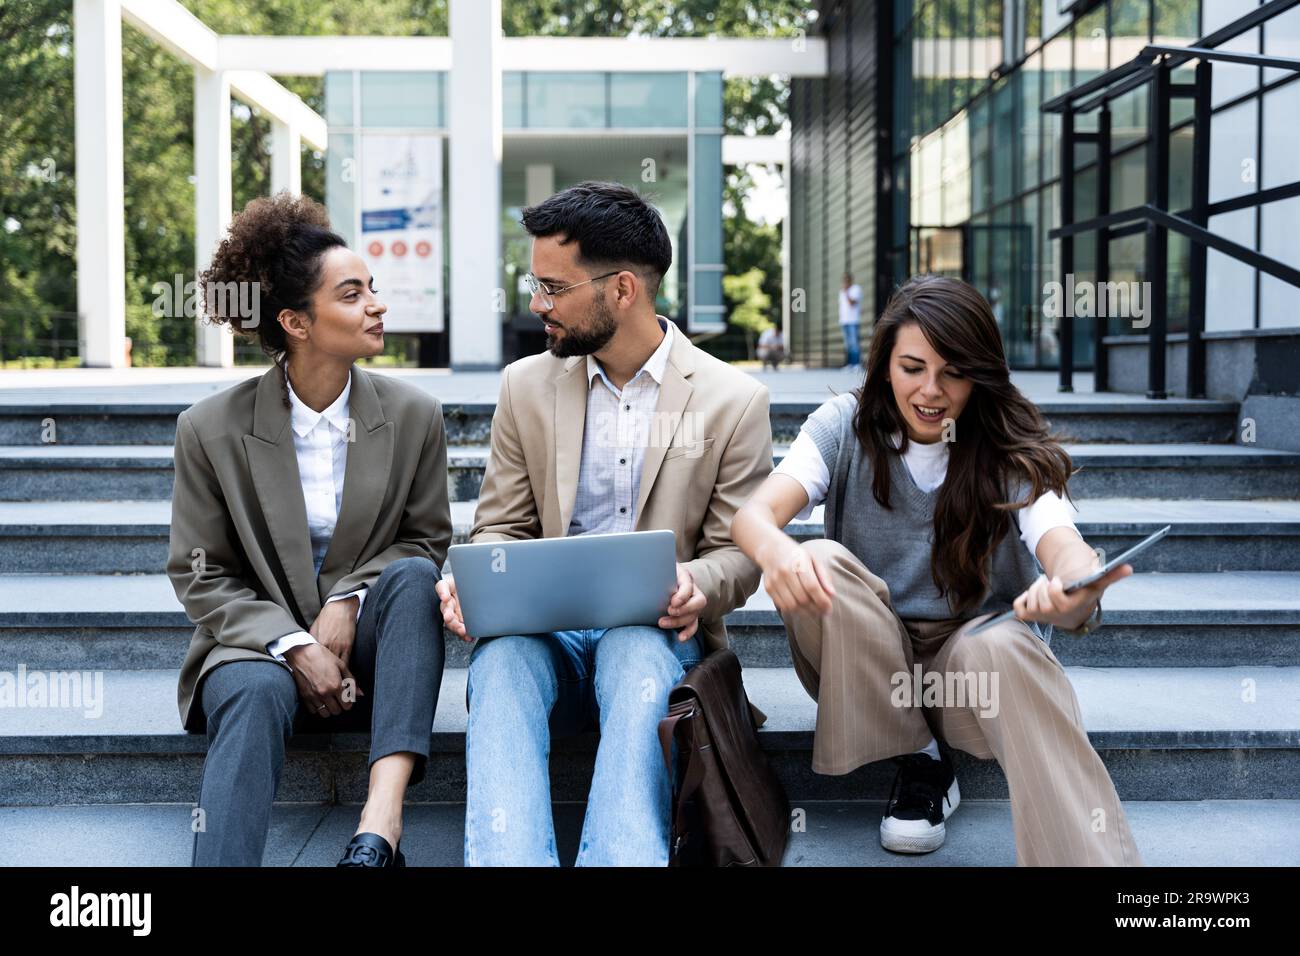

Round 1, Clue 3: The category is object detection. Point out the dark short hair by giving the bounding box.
[520,181,672,295]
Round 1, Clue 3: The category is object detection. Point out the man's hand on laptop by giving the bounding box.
[659,563,706,642]
[435,574,471,643]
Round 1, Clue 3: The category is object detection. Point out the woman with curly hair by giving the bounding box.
[168,192,451,867]
[732,274,1142,866]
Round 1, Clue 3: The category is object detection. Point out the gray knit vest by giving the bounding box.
[803,392,1051,645]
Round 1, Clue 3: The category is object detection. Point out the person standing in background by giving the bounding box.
[839,272,863,369]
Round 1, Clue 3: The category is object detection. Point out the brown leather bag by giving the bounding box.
[657,648,790,867]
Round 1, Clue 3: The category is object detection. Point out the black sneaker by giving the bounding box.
[879,751,961,854]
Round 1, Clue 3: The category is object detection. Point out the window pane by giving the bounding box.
[1110,0,1150,71]
[1206,208,1257,332]
[503,72,524,128]
[1109,84,1148,150]
[361,72,440,128]
[1021,51,1043,190]
[1262,79,1300,190]
[1169,124,1195,211]
[326,133,355,247]
[1264,4,1300,83]
[610,73,687,128]
[693,72,723,128]
[1260,195,1300,328]
[1209,99,1258,203]
[326,71,354,127]
[970,95,991,214]
[1203,0,1260,107]
[526,73,606,128]
[1109,144,1146,210]
[992,77,1016,203]
[1073,4,1108,88]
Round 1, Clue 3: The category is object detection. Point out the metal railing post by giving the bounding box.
[1144,59,1171,398]
[1187,59,1212,398]
[1059,105,1075,392]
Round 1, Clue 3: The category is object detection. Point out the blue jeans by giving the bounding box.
[464,625,701,866]
[840,321,861,366]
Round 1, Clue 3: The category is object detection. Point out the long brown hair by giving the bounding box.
[851,275,1075,614]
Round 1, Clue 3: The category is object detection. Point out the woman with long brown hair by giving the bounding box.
[732,274,1141,865]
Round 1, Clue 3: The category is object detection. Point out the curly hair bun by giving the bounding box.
[198,191,346,356]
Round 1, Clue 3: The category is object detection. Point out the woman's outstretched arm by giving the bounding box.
[732,472,836,618]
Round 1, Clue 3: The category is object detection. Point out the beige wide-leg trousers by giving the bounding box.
[779,538,1142,867]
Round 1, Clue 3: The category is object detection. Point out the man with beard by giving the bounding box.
[435,181,773,866]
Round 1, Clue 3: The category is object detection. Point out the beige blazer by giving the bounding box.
[168,366,452,731]
[470,321,773,662]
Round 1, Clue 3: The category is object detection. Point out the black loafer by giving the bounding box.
[337,832,405,868]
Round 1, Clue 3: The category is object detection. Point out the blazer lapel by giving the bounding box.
[242,366,321,626]
[634,328,696,525]
[318,367,393,595]
[554,356,588,537]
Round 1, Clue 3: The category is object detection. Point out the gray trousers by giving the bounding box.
[191,556,445,866]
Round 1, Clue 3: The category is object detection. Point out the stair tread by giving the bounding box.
[0,799,1293,867]
[1,570,1296,621]
[3,442,1298,463]
[6,497,1300,532]
[2,665,1297,747]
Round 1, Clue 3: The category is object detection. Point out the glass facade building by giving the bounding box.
[325,69,725,363]
[790,0,1300,371]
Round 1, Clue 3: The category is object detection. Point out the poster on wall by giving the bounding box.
[359,134,443,333]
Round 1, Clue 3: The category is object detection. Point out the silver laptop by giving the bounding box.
[446,530,678,639]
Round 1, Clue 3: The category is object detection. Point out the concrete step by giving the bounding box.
[2,799,1295,866]
[5,497,1300,574]
[4,442,1299,502]
[3,571,1298,670]
[2,665,1297,805]
[0,395,1242,446]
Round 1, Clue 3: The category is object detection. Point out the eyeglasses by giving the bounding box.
[523,271,620,310]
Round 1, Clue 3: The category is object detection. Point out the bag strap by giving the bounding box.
[658,705,706,858]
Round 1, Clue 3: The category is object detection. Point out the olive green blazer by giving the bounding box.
[168,365,452,732]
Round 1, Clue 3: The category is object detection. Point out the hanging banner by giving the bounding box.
[359,134,443,332]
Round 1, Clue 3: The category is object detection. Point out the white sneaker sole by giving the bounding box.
[879,775,961,854]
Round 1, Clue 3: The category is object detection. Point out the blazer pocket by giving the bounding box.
[662,437,715,461]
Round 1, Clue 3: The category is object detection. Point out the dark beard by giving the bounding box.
[546,297,618,357]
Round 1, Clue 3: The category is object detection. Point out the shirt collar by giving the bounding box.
[586,317,673,392]
[287,371,353,438]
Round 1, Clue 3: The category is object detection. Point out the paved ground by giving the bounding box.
[1,799,1293,866]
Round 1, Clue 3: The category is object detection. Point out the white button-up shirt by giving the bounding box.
[265,372,367,662]
[567,317,675,537]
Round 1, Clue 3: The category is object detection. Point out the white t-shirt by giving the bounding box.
[773,430,1080,557]
[838,285,863,325]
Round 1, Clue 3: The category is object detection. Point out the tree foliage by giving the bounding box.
[1,0,806,364]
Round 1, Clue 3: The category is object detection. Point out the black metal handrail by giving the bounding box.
[1043,0,1300,398]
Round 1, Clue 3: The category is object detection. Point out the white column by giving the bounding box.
[270,119,302,196]
[524,163,555,206]
[449,0,503,370]
[73,0,127,368]
[780,156,791,343]
[194,67,234,368]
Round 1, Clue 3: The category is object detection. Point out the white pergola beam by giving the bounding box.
[226,71,327,149]
[120,0,218,69]
[213,34,827,77]
[218,35,453,73]
[722,134,789,166]
[121,1,324,146]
